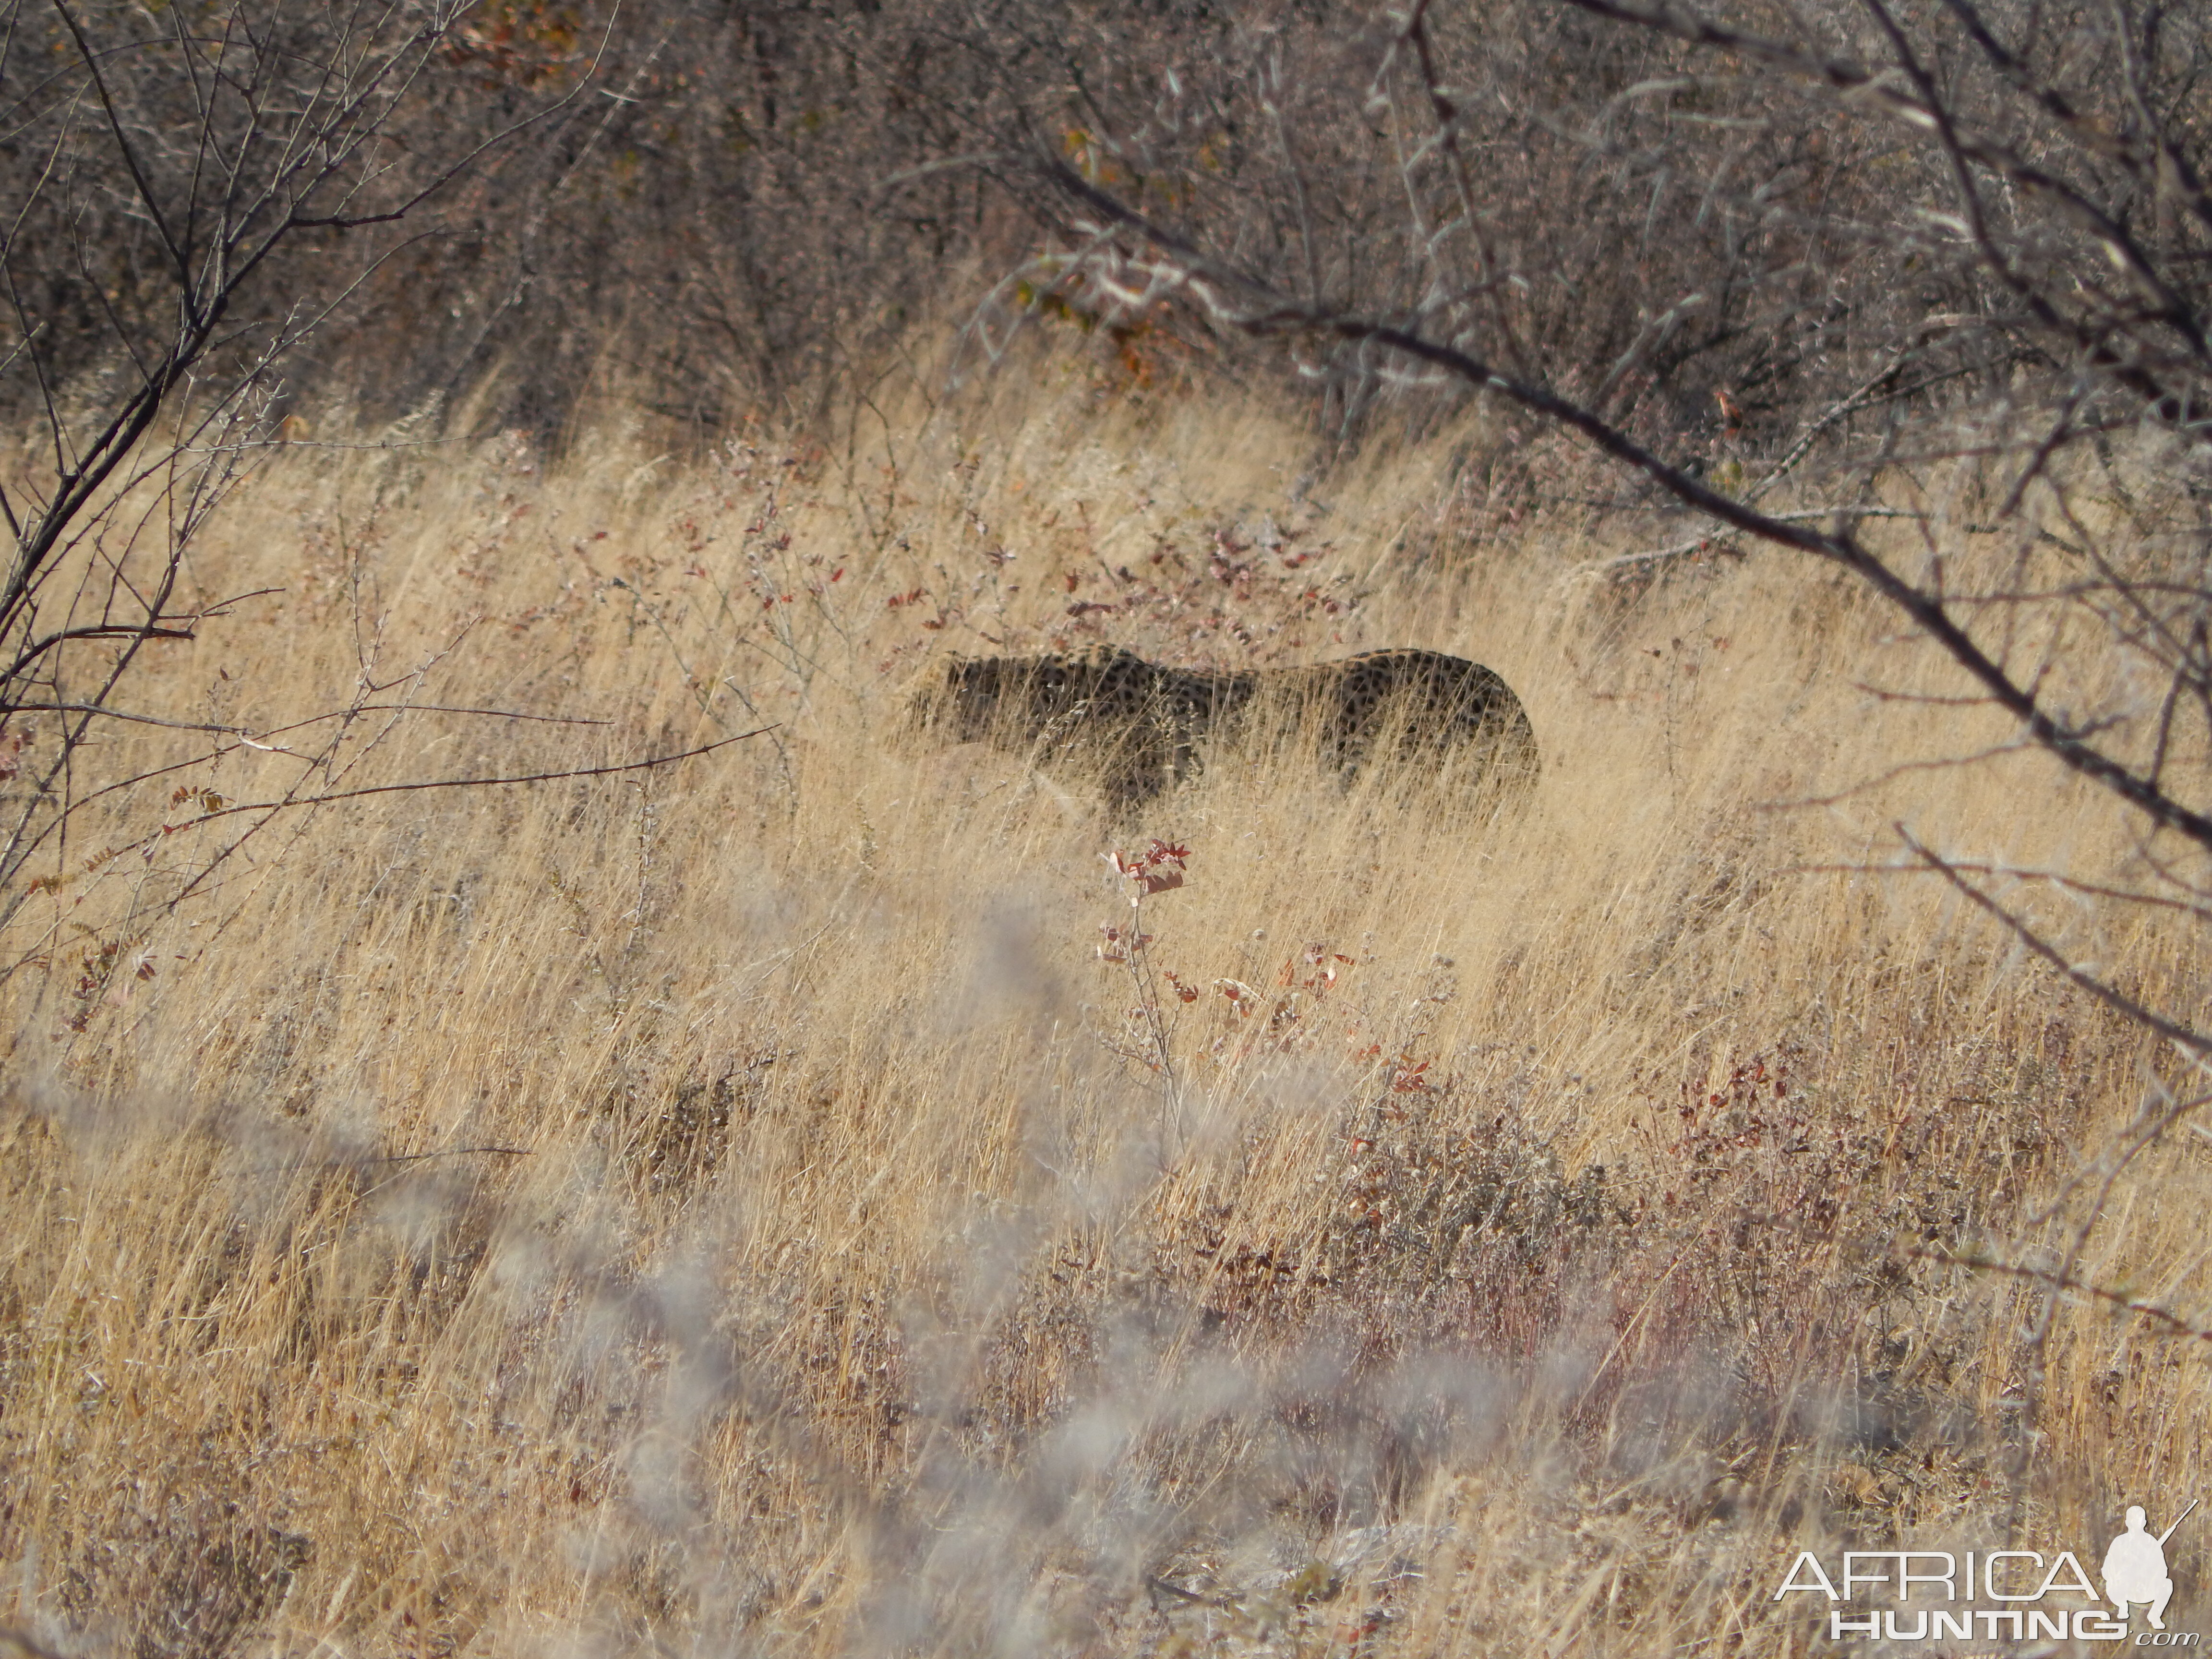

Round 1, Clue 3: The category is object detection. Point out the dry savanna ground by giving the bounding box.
[2,369,2208,1656]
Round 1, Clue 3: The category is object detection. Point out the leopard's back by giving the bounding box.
[1278,649,1540,782]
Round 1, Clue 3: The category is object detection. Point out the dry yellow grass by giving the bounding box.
[1,370,2208,1656]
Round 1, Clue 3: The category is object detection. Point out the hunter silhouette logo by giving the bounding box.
[1774,1498,2198,1645]
[2107,1502,2196,1632]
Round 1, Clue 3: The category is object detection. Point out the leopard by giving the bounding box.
[911,645,1538,805]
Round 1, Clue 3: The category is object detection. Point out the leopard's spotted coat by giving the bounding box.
[913,646,1538,804]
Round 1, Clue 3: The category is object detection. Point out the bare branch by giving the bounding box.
[182,728,772,826]
[1896,826,2212,1053]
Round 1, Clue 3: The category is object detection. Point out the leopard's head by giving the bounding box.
[912,649,1151,744]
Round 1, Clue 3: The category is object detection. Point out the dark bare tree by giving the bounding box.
[0,0,600,920]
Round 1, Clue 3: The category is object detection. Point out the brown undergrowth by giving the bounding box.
[0,376,2206,1656]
